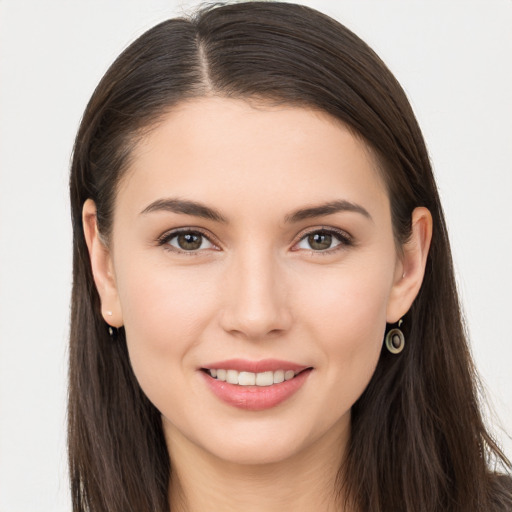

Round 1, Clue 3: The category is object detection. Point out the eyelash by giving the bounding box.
[157,228,218,256]
[294,227,353,256]
[156,227,353,256]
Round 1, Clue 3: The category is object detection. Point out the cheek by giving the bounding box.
[301,259,393,343]
[298,261,393,401]
[114,258,218,398]
[119,254,217,335]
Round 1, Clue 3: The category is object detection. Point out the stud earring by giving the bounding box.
[385,319,405,354]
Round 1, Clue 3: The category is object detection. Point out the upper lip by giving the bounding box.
[201,358,311,373]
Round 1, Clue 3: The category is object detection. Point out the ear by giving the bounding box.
[82,199,123,327]
[386,207,433,323]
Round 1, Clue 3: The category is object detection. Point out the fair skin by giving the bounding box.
[83,97,432,511]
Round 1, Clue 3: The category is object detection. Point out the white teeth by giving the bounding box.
[226,369,239,384]
[238,371,256,386]
[273,369,284,384]
[208,368,298,386]
[256,371,274,386]
[284,370,295,381]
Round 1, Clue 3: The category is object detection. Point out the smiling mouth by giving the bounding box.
[201,368,312,387]
[200,363,313,410]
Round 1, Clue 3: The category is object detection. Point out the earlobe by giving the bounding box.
[82,199,123,327]
[386,207,433,323]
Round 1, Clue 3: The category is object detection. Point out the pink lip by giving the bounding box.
[199,359,313,411]
[202,358,309,373]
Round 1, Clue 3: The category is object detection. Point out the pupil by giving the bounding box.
[309,232,332,250]
[178,233,202,250]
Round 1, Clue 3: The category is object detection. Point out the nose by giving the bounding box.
[219,248,293,340]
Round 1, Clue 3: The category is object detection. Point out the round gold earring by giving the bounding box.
[385,319,405,354]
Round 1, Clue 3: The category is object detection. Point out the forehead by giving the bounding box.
[116,97,389,222]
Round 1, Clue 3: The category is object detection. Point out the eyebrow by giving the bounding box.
[140,198,372,223]
[140,198,228,222]
[284,200,372,223]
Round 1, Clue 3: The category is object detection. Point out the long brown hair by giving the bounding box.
[68,2,511,510]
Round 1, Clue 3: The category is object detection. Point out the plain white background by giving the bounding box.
[0,1,510,510]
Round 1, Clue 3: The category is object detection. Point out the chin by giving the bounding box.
[206,435,308,466]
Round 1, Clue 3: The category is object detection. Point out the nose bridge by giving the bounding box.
[220,242,291,339]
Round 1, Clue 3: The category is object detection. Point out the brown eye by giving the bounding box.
[166,231,214,251]
[295,229,351,253]
[308,232,333,251]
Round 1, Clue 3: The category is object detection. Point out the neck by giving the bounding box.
[165,418,351,512]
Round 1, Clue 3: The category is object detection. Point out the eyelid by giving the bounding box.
[291,226,354,253]
[156,227,221,253]
[155,225,353,255]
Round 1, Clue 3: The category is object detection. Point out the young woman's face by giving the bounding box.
[99,97,413,464]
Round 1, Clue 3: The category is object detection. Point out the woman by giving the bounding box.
[68,2,511,510]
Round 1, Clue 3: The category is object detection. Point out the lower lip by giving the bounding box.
[201,369,312,411]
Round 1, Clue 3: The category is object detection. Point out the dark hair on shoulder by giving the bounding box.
[68,2,511,511]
